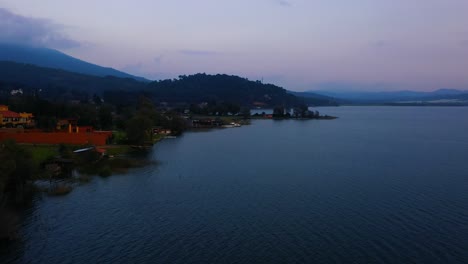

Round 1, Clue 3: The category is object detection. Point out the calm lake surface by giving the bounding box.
[3,106,468,263]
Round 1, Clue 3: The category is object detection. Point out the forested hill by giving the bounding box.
[0,61,337,107]
[0,61,146,99]
[147,74,301,106]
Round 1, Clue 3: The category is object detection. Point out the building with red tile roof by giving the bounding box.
[0,105,34,127]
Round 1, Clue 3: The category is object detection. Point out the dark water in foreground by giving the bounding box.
[3,106,468,263]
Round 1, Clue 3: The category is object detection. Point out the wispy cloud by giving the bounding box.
[0,8,80,49]
[179,49,218,56]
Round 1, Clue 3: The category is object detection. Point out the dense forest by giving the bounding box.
[148,73,299,106]
[0,61,337,107]
[0,61,146,100]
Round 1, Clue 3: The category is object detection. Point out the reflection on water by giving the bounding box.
[2,107,468,264]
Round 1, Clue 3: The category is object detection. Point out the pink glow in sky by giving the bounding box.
[1,0,468,91]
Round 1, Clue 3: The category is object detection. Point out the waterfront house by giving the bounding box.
[153,127,172,135]
[0,105,34,128]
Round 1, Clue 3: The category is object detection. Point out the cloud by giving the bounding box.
[0,8,80,49]
[178,49,219,56]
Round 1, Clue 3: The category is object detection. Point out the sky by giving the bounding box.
[1,0,468,91]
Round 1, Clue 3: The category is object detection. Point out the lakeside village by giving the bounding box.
[0,100,335,240]
[0,101,334,180]
[0,101,335,170]
[0,102,335,146]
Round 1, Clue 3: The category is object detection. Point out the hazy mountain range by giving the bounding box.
[308,89,468,105]
[0,43,147,82]
[0,43,338,107]
[1,42,467,106]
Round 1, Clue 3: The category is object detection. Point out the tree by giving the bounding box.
[0,140,33,205]
[240,107,251,119]
[98,104,113,130]
[93,94,103,105]
[125,96,157,145]
[161,111,187,135]
[67,104,99,127]
[298,104,309,118]
[273,106,285,117]
[125,115,153,145]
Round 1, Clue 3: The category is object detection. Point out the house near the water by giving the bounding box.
[0,105,34,128]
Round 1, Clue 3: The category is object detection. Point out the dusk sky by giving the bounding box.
[1,0,468,91]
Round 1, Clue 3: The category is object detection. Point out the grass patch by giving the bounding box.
[113,130,128,144]
[152,134,165,144]
[22,144,58,167]
[103,145,132,156]
[77,156,150,177]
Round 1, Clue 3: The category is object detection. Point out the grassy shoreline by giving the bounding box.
[19,140,156,194]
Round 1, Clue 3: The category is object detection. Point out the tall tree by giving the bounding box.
[0,140,33,205]
[125,96,157,145]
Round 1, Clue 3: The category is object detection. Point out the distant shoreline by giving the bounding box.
[384,103,468,107]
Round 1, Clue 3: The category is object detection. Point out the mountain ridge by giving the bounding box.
[0,43,147,81]
[0,61,337,107]
[310,89,468,104]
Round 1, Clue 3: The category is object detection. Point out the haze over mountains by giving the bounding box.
[0,43,339,107]
[0,43,147,81]
[310,89,468,105]
[1,42,467,106]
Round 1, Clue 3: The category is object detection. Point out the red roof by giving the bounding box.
[0,111,21,118]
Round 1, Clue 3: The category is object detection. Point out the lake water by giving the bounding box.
[2,106,468,263]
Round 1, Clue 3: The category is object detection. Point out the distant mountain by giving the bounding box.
[289,91,339,106]
[0,43,147,81]
[312,89,468,105]
[431,89,467,95]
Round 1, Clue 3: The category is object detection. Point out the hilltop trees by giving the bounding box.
[148,73,300,107]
